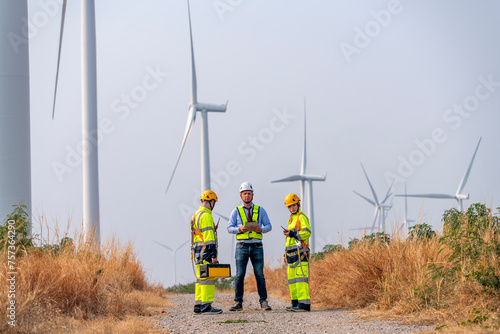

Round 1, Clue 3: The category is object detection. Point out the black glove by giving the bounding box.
[288,230,297,238]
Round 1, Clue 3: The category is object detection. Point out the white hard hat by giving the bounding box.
[239,182,253,193]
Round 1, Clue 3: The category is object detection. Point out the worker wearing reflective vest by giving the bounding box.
[282,193,311,312]
[192,190,223,315]
[227,182,273,311]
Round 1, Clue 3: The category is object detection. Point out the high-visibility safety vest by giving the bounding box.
[285,210,311,251]
[236,205,262,240]
[191,207,217,248]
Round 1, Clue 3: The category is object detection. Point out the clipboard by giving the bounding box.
[245,220,259,228]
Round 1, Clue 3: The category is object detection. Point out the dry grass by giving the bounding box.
[254,227,500,331]
[0,231,170,333]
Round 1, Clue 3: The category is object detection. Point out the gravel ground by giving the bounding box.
[156,293,435,334]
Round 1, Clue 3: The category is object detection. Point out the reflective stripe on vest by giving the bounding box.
[236,205,262,240]
[191,209,207,245]
[286,212,308,250]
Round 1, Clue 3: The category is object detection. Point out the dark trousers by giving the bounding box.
[234,242,268,304]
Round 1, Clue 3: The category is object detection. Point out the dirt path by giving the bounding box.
[155,292,435,334]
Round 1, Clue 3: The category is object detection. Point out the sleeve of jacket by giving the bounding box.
[297,214,311,242]
[200,212,217,261]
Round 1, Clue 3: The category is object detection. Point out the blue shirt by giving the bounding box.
[227,203,272,243]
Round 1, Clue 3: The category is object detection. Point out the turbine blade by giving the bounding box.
[395,193,456,199]
[456,137,481,195]
[360,163,379,205]
[213,211,229,221]
[187,0,197,104]
[382,179,395,204]
[353,190,376,207]
[52,0,68,119]
[153,240,173,252]
[166,107,196,193]
[271,175,304,183]
[301,97,307,175]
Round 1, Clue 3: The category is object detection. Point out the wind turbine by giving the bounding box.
[0,1,31,231]
[401,183,415,236]
[271,99,326,253]
[53,0,100,245]
[396,137,482,212]
[154,240,190,286]
[353,163,394,234]
[166,0,227,194]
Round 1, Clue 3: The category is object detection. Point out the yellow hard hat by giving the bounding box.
[200,190,218,202]
[284,193,300,207]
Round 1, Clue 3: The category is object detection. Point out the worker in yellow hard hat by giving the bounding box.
[191,190,223,315]
[282,193,311,312]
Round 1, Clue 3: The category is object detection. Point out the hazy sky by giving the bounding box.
[27,0,500,286]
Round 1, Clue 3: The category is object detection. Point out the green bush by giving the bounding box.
[348,232,391,249]
[408,223,436,241]
[0,201,33,252]
[427,203,500,291]
[311,244,344,260]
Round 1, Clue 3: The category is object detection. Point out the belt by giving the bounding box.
[238,242,263,246]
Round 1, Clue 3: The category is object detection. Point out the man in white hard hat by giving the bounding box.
[227,182,273,311]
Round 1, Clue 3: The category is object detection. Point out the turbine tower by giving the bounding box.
[401,183,415,236]
[53,0,100,245]
[271,99,326,252]
[396,137,482,212]
[154,240,190,286]
[353,163,394,234]
[166,0,227,193]
[0,1,31,230]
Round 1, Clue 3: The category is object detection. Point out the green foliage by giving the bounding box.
[166,282,196,293]
[218,319,249,324]
[214,276,235,291]
[422,203,500,305]
[311,243,344,260]
[165,276,235,294]
[35,236,74,255]
[348,232,391,249]
[408,223,436,241]
[0,201,33,252]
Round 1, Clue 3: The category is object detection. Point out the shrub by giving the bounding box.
[408,223,436,241]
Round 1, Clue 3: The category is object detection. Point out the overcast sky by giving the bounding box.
[27,0,500,286]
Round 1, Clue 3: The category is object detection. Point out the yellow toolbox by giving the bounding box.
[199,264,231,278]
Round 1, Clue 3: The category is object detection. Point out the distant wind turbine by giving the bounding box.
[53,0,100,245]
[166,0,227,193]
[0,1,32,231]
[401,183,415,236]
[271,99,326,252]
[353,163,394,234]
[154,240,190,286]
[396,137,482,212]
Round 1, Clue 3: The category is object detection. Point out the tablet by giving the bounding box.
[245,220,258,227]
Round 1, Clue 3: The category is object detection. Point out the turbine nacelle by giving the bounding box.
[193,102,227,113]
[455,193,469,201]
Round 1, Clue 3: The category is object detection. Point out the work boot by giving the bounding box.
[193,305,201,315]
[290,304,311,312]
[201,307,223,315]
[260,300,272,311]
[229,302,243,311]
[286,300,298,311]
